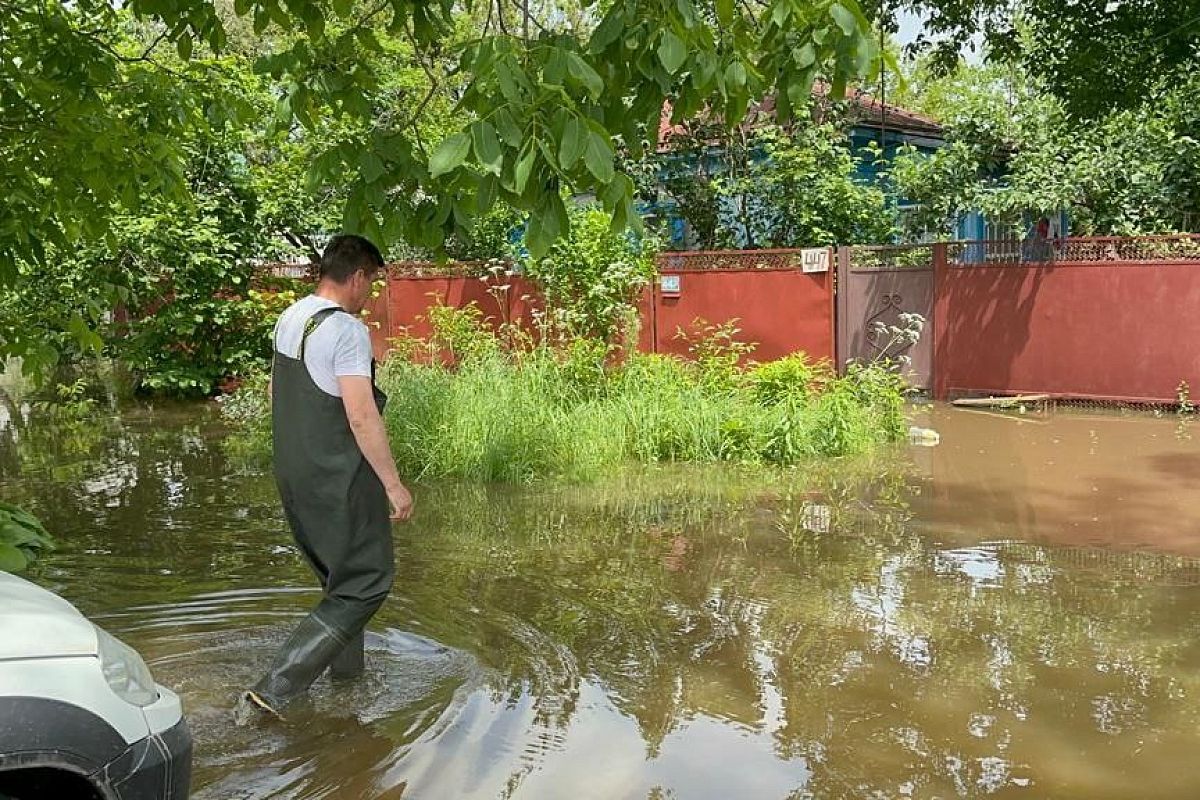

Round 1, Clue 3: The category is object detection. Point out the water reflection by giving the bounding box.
[3,401,1200,798]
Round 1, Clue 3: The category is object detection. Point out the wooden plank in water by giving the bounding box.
[951,394,1051,409]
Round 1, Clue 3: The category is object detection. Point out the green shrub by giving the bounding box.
[674,318,756,392]
[521,206,656,343]
[426,302,502,365]
[0,503,55,572]
[747,353,827,405]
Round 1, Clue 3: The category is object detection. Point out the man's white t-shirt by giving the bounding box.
[273,295,373,397]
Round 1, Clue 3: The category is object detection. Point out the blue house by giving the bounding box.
[650,90,1069,251]
[652,90,948,249]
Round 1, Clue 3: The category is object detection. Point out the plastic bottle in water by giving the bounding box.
[908,426,941,447]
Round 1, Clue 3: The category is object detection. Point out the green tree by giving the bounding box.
[899,0,1200,119]
[2,14,466,390]
[1,0,880,267]
[651,117,895,249]
[522,204,657,341]
[888,59,1200,237]
[712,122,896,247]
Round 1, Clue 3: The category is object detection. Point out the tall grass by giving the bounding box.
[374,310,907,483]
[221,307,908,483]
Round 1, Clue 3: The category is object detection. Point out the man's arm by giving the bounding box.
[339,375,414,521]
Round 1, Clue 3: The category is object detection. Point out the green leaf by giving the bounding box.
[304,9,326,40]
[495,59,525,103]
[472,122,503,176]
[567,53,603,98]
[526,195,568,259]
[234,0,252,15]
[657,31,687,74]
[343,184,366,233]
[307,148,342,192]
[537,139,560,170]
[830,3,857,36]
[794,43,817,69]
[476,173,498,214]
[494,109,524,146]
[514,142,536,194]
[526,214,553,259]
[360,152,386,183]
[543,46,569,85]
[0,542,28,573]
[429,133,471,178]
[0,520,40,549]
[600,173,631,208]
[176,34,193,61]
[676,0,698,27]
[584,131,615,183]
[589,9,624,51]
[725,61,747,89]
[559,117,587,169]
[716,0,734,24]
[0,503,46,533]
[332,0,354,17]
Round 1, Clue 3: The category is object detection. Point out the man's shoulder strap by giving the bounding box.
[299,306,345,360]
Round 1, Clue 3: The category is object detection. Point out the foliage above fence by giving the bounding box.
[844,244,936,271]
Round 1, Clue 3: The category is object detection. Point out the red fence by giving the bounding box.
[933,237,1200,403]
[653,250,835,362]
[365,249,837,365]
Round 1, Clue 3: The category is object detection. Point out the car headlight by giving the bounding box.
[94,626,159,707]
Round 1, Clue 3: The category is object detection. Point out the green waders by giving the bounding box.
[248,306,395,713]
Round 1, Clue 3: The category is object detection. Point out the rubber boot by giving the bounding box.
[246,614,349,717]
[328,629,365,682]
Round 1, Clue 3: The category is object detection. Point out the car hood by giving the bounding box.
[0,571,99,660]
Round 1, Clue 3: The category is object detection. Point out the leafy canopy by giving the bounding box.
[1,0,882,283]
[898,0,1200,118]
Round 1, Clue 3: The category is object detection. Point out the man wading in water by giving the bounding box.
[244,234,414,717]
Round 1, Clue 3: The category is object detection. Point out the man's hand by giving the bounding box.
[341,375,412,523]
[387,482,414,521]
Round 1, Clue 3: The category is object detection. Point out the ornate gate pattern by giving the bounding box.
[836,245,935,390]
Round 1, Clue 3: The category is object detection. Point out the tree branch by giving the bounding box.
[496,0,511,37]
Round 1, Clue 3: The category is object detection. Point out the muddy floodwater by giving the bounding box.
[3,400,1200,799]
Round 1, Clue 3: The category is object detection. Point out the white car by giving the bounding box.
[0,571,192,800]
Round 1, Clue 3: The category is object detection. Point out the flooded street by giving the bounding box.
[3,401,1200,799]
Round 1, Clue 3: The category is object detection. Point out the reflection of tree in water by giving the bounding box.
[766,536,1200,797]
[407,465,1200,797]
[0,401,285,609]
[401,466,917,752]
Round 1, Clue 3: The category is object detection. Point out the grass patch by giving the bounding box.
[223,307,907,483]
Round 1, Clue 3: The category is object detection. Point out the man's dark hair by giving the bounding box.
[318,234,385,283]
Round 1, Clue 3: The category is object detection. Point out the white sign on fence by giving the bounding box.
[801,247,830,273]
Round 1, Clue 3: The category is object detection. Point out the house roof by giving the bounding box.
[657,85,943,150]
